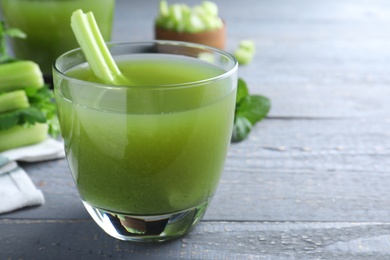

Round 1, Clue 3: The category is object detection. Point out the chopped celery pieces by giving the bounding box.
[0,90,29,113]
[0,123,48,152]
[234,40,256,65]
[0,61,43,91]
[0,86,57,132]
[156,1,223,33]
[0,21,58,151]
[0,84,59,151]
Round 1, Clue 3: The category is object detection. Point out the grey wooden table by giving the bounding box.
[2,0,390,259]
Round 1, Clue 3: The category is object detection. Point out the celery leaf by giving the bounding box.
[0,86,59,136]
[0,107,46,130]
[232,78,271,142]
[0,21,25,64]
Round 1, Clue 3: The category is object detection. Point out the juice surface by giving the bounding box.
[0,0,114,74]
[56,55,236,215]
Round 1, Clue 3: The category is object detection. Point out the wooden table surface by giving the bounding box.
[2,0,390,259]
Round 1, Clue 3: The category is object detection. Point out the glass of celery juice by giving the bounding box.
[53,41,238,242]
[0,0,115,76]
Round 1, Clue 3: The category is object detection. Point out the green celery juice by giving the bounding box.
[56,54,236,215]
[0,0,115,74]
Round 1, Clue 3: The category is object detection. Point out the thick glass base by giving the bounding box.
[82,200,209,242]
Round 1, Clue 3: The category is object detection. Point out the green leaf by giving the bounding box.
[20,107,46,125]
[0,110,18,130]
[0,107,46,130]
[47,116,60,138]
[232,78,271,142]
[4,28,27,39]
[0,86,60,137]
[237,95,270,125]
[236,77,249,104]
[231,115,253,142]
[0,21,26,64]
[0,21,9,62]
[27,85,60,137]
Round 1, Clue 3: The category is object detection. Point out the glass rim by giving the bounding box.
[53,40,238,90]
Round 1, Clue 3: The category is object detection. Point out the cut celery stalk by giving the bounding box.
[239,40,256,52]
[0,61,43,92]
[170,4,183,24]
[188,13,206,33]
[194,5,219,30]
[0,123,48,152]
[202,1,219,17]
[234,40,256,65]
[0,90,29,113]
[159,0,169,17]
[70,9,130,86]
[234,49,253,65]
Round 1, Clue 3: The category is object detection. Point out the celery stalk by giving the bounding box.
[0,123,48,152]
[202,1,219,17]
[234,40,256,65]
[159,0,169,17]
[0,90,29,113]
[0,61,44,92]
[70,9,130,85]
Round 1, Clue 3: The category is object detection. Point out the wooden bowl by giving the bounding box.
[154,23,226,50]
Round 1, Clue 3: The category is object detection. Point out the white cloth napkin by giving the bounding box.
[0,138,65,214]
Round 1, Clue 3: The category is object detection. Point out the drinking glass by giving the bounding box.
[0,0,115,77]
[53,41,238,242]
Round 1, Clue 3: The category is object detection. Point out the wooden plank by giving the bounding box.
[1,220,390,259]
[248,84,390,118]
[208,118,390,221]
